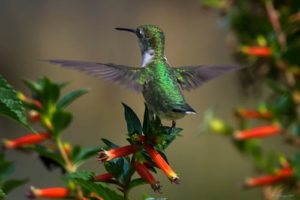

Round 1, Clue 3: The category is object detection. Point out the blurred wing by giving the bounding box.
[48,59,144,92]
[173,65,243,91]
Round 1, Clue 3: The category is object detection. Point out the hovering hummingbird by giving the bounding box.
[49,25,242,126]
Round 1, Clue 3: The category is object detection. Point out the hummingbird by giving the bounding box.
[48,25,242,126]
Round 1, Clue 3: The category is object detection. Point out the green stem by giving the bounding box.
[55,137,84,199]
[123,154,137,200]
[55,137,76,172]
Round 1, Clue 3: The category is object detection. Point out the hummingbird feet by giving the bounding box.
[171,120,176,129]
[169,120,176,134]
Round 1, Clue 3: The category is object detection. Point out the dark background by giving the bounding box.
[0,1,292,199]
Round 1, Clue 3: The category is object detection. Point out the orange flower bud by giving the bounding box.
[208,118,227,134]
[244,168,293,188]
[17,92,42,109]
[17,91,27,101]
[3,133,50,149]
[27,187,70,198]
[236,108,272,119]
[97,145,139,162]
[94,173,114,183]
[234,124,281,140]
[63,143,71,157]
[134,161,161,193]
[144,144,179,183]
[43,117,54,130]
[241,46,272,57]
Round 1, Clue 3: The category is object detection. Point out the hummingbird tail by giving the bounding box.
[172,104,196,115]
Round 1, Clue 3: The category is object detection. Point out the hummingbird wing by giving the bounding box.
[48,59,144,92]
[173,65,242,91]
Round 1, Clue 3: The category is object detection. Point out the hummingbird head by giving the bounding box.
[115,25,165,67]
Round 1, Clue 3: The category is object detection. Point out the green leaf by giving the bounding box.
[143,104,151,135]
[234,139,262,159]
[122,103,142,135]
[291,153,300,180]
[24,78,61,106]
[28,145,65,167]
[159,127,183,149]
[0,75,29,128]
[271,94,296,127]
[52,111,73,135]
[23,79,42,93]
[76,147,101,162]
[0,189,5,200]
[57,89,89,109]
[104,158,130,185]
[0,154,13,180]
[290,122,300,138]
[2,179,28,194]
[72,146,101,166]
[68,171,95,181]
[70,145,81,162]
[73,179,123,200]
[40,77,61,104]
[128,178,147,190]
[101,139,119,148]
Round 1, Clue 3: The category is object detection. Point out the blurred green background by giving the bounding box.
[0,0,294,199]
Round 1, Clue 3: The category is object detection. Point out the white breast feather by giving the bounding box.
[141,49,155,67]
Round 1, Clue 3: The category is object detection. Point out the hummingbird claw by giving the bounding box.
[171,120,176,128]
[168,121,176,134]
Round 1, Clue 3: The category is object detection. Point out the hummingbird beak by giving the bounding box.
[115,27,136,34]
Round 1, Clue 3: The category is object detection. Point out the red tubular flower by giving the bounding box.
[144,144,179,183]
[27,187,70,198]
[94,173,114,183]
[3,133,50,149]
[134,161,161,193]
[97,145,138,162]
[234,124,281,140]
[244,168,293,188]
[241,46,272,57]
[236,108,272,119]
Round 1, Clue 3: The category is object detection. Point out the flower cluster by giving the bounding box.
[93,104,182,194]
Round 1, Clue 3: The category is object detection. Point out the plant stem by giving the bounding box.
[123,154,137,200]
[55,137,84,199]
[56,137,75,172]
